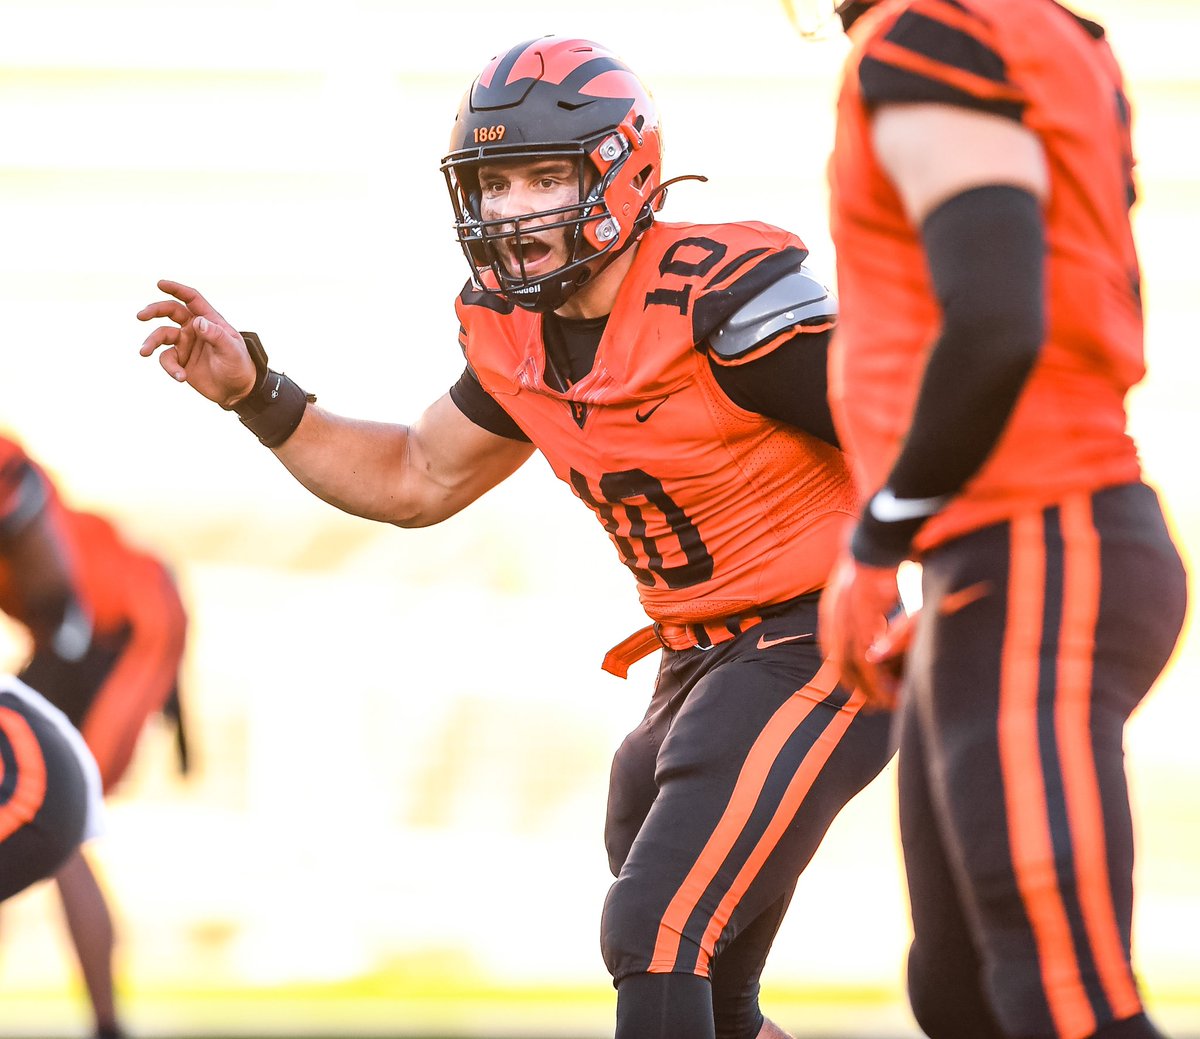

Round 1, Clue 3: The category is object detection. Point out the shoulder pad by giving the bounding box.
[707,267,837,361]
[0,459,49,539]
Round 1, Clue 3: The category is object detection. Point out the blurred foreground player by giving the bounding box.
[819,2,1189,1037]
[1,674,104,903]
[1,433,189,1039]
[137,35,893,1039]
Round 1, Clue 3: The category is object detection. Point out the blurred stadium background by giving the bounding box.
[1,0,1196,1036]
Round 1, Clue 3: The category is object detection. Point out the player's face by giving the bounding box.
[476,157,589,279]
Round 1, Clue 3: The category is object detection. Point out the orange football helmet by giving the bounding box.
[441,37,666,312]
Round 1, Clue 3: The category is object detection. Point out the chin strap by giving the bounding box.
[835,0,879,30]
[645,174,708,211]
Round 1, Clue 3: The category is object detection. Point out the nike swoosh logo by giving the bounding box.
[868,488,949,523]
[635,398,668,422]
[756,632,814,650]
[938,580,991,617]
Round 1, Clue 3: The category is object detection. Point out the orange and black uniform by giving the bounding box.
[830,2,1188,1037]
[453,220,892,1039]
[0,676,102,902]
[0,436,187,794]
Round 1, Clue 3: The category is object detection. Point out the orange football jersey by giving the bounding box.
[0,435,169,640]
[829,0,1144,551]
[457,221,858,626]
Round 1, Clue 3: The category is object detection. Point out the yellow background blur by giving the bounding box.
[1,1,1196,1036]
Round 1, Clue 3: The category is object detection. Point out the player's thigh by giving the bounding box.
[606,650,686,877]
[1089,482,1187,718]
[607,709,666,877]
[603,638,890,979]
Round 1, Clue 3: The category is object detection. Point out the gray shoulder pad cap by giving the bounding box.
[0,463,49,541]
[707,266,838,361]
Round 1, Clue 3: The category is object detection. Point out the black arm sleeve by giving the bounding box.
[708,329,841,447]
[447,367,531,443]
[852,184,1045,566]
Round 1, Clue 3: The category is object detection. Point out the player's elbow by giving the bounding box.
[380,480,474,529]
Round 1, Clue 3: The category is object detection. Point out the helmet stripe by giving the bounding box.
[559,56,629,95]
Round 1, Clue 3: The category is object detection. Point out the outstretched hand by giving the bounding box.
[137,280,257,409]
[818,553,908,711]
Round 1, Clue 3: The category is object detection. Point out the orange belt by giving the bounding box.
[601,606,771,679]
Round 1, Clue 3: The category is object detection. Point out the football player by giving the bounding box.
[819,2,1188,1038]
[1,433,189,1039]
[138,37,893,1039]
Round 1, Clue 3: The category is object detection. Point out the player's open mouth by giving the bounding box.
[503,236,554,274]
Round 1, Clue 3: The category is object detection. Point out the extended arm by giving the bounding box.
[269,393,534,527]
[138,280,534,528]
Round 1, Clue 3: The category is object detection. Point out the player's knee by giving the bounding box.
[615,971,714,1039]
[908,947,960,1038]
[600,876,650,977]
[601,875,699,980]
[907,942,1003,1039]
[1090,1012,1166,1038]
[713,993,764,1039]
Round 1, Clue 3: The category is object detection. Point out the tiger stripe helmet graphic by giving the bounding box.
[441,37,666,313]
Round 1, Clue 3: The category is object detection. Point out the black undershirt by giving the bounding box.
[542,310,608,392]
[449,311,840,447]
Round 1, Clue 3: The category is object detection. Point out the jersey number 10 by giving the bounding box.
[571,467,715,590]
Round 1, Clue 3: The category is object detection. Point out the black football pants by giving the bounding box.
[602,594,894,1039]
[900,482,1186,1039]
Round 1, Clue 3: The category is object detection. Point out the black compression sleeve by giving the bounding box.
[709,329,841,447]
[448,367,531,443]
[852,184,1045,566]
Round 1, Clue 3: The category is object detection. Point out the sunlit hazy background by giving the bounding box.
[1,1,1196,1036]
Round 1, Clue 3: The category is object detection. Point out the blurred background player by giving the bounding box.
[137,35,893,1039]
[818,1,1189,1037]
[0,432,189,1039]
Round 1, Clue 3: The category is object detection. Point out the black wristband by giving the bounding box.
[850,512,920,569]
[229,331,316,448]
[850,488,949,568]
